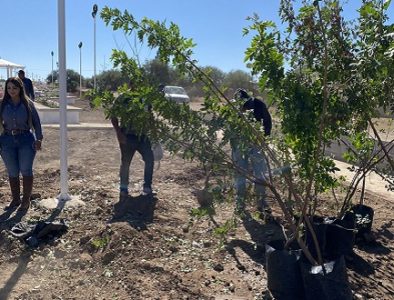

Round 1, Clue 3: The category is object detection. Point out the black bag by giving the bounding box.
[351,204,374,240]
[266,245,305,300]
[300,255,352,300]
[10,219,68,247]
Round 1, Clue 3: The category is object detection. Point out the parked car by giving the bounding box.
[163,85,190,104]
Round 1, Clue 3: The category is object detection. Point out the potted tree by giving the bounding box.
[93,1,394,298]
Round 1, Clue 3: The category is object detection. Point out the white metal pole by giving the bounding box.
[93,14,97,90]
[57,0,70,201]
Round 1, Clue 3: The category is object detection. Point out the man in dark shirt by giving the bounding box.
[18,70,35,101]
[110,93,154,198]
[242,92,272,136]
[231,88,272,215]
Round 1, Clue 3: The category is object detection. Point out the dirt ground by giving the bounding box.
[0,98,393,300]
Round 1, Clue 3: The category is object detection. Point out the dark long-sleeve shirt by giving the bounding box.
[243,97,272,136]
[1,99,43,140]
[22,77,35,100]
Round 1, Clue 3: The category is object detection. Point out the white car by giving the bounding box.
[163,86,190,104]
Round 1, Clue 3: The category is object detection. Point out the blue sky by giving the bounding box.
[0,0,393,81]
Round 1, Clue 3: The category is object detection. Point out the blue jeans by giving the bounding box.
[231,144,268,208]
[119,134,154,193]
[0,132,36,177]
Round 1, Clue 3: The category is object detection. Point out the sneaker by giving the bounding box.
[142,186,152,195]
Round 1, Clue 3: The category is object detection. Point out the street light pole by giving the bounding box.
[51,51,54,87]
[57,0,70,201]
[78,42,83,99]
[92,4,98,90]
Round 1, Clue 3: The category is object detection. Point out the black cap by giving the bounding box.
[234,88,250,100]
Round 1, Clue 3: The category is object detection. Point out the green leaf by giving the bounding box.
[383,0,392,10]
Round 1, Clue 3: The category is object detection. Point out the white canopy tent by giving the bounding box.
[0,58,25,78]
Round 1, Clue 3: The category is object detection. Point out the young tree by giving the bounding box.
[94,0,394,266]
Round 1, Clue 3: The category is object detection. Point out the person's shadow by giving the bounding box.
[0,190,49,230]
[109,194,158,230]
[0,208,32,300]
[0,208,29,232]
[0,252,31,300]
[224,211,287,270]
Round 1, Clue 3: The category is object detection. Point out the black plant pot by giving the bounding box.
[350,204,374,240]
[299,255,353,300]
[305,216,355,261]
[305,219,327,261]
[266,245,305,300]
[324,222,355,259]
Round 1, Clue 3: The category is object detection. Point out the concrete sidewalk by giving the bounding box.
[333,159,393,201]
[42,122,113,130]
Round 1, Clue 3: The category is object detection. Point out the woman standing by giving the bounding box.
[0,77,43,211]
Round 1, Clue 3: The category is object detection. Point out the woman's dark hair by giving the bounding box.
[0,77,33,127]
[2,77,29,102]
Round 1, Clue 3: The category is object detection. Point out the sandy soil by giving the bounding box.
[0,98,393,300]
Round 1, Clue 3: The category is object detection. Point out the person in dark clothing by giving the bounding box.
[0,77,43,211]
[242,94,272,136]
[111,94,154,198]
[231,88,272,214]
[18,70,35,101]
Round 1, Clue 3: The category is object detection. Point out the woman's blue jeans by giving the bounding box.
[231,144,268,209]
[119,134,154,193]
[0,132,36,177]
